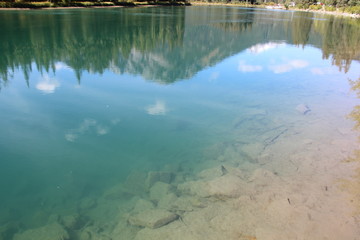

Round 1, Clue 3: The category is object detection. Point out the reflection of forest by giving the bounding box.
[346,77,360,213]
[349,78,360,131]
[0,7,359,85]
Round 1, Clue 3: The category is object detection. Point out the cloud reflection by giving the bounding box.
[36,75,60,94]
[55,62,71,71]
[269,60,308,74]
[248,42,285,54]
[238,60,263,72]
[146,100,168,115]
[65,118,120,142]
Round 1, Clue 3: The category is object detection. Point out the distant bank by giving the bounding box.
[0,0,189,10]
[190,1,359,18]
[0,0,359,19]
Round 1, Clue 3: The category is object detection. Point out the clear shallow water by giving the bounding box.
[0,6,360,239]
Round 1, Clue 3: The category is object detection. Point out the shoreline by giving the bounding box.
[0,1,359,19]
[0,1,189,11]
[189,1,360,18]
[0,1,360,19]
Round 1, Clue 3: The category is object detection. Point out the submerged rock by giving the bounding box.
[78,197,97,211]
[79,226,112,240]
[149,182,174,202]
[13,222,69,240]
[128,209,178,229]
[157,193,178,210]
[197,166,226,180]
[177,180,208,197]
[60,214,81,230]
[125,171,148,195]
[103,184,136,200]
[146,171,174,188]
[111,218,139,240]
[132,199,155,213]
[296,104,311,115]
[206,175,245,198]
[0,222,18,240]
[179,174,245,199]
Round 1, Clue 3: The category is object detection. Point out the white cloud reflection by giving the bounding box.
[55,62,71,71]
[238,60,263,72]
[269,60,308,74]
[96,125,109,135]
[248,42,286,54]
[36,75,60,94]
[65,118,119,142]
[146,100,168,115]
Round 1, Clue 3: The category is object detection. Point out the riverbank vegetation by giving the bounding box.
[190,0,360,15]
[0,0,189,9]
[0,0,358,15]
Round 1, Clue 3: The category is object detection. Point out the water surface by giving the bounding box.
[0,6,359,239]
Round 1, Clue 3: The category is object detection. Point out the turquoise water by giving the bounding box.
[0,6,360,239]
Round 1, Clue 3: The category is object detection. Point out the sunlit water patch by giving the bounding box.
[0,6,359,240]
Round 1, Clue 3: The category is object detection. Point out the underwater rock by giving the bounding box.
[163,163,181,173]
[178,174,245,199]
[133,199,155,213]
[177,181,209,197]
[125,171,148,195]
[103,171,148,200]
[128,209,178,229]
[13,222,69,240]
[206,175,245,198]
[79,226,112,240]
[170,196,206,212]
[31,210,50,227]
[111,219,139,240]
[296,104,311,115]
[146,171,174,188]
[79,230,91,240]
[197,166,226,180]
[0,222,18,240]
[149,182,174,202]
[241,142,264,160]
[60,214,81,230]
[157,193,178,210]
[103,184,137,200]
[79,197,97,211]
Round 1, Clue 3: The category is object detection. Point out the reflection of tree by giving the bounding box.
[0,7,185,83]
[0,7,359,86]
[211,7,254,32]
[349,78,360,130]
[313,17,360,73]
[291,13,313,46]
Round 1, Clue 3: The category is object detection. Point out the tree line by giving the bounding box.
[0,0,189,9]
[196,0,359,7]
